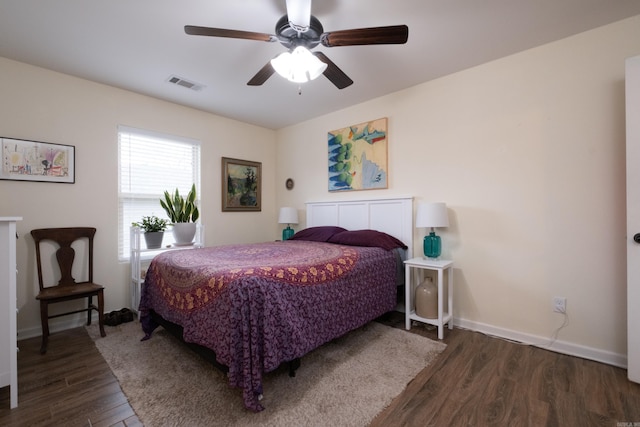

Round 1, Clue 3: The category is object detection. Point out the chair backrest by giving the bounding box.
[31,227,96,290]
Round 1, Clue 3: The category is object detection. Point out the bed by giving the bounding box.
[139,197,413,411]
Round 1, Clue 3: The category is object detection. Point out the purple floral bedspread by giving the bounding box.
[138,240,397,411]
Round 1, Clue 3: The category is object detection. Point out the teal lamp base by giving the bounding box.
[282,226,294,240]
[423,231,441,258]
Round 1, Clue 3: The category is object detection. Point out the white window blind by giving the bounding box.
[117,126,201,260]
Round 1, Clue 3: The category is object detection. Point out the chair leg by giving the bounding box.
[39,301,49,354]
[87,295,93,326]
[97,290,106,338]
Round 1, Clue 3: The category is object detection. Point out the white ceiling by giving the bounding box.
[1,0,639,130]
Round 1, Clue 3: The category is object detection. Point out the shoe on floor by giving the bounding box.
[104,310,122,326]
[119,308,134,323]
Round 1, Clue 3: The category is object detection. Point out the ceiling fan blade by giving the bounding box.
[247,62,276,86]
[286,0,311,30]
[314,52,353,89]
[320,25,408,47]
[185,25,277,42]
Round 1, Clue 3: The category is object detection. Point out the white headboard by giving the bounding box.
[305,196,413,259]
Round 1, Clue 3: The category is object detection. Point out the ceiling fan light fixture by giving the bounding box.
[186,3,407,89]
[270,46,327,83]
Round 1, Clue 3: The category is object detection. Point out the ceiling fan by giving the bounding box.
[184,0,409,89]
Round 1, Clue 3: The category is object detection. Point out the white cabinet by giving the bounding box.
[130,225,204,313]
[0,217,21,409]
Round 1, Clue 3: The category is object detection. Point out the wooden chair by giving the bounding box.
[31,227,106,354]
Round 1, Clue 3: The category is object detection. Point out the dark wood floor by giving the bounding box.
[374,313,640,427]
[0,327,140,427]
[1,313,639,426]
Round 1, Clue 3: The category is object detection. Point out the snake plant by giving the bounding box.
[160,183,200,223]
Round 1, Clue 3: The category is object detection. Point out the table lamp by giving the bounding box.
[416,202,449,258]
[278,207,299,240]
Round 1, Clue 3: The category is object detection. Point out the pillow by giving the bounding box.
[288,226,348,242]
[327,229,408,251]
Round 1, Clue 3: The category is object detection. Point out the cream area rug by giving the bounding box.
[87,320,445,427]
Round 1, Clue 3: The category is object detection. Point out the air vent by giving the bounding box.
[166,75,205,91]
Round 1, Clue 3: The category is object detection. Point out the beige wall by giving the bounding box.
[3,14,639,366]
[0,57,277,338]
[276,15,640,365]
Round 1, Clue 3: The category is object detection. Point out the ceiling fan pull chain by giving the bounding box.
[298,85,302,95]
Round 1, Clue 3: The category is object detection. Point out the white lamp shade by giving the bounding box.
[416,202,449,228]
[278,207,299,224]
[271,46,327,83]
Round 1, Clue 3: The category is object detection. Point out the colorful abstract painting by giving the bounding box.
[328,118,388,191]
[1,137,75,183]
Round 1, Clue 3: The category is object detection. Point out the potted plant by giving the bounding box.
[160,183,200,245]
[132,215,169,249]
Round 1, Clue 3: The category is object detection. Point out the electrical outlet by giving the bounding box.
[553,296,567,313]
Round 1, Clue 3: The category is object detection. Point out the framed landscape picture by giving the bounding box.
[328,118,388,192]
[1,137,75,183]
[222,157,261,212]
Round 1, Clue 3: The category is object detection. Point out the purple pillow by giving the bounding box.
[328,229,408,251]
[289,226,348,242]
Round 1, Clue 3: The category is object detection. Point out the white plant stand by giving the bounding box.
[130,224,204,313]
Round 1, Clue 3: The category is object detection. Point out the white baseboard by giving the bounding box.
[19,312,628,369]
[0,372,9,387]
[454,318,628,369]
[18,313,102,341]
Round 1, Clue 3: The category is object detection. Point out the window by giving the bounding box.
[118,126,201,260]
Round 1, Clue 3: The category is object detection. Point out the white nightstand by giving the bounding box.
[404,257,454,339]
